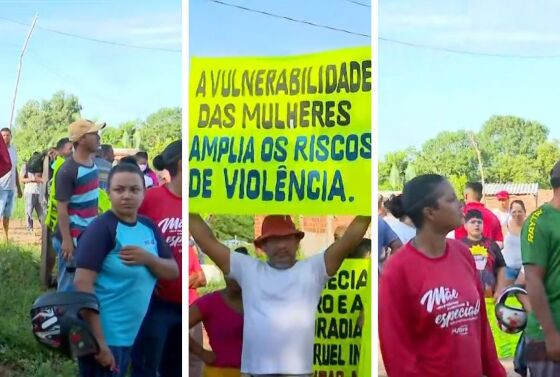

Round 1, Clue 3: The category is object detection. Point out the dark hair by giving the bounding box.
[100,144,113,156]
[119,156,139,166]
[466,182,483,200]
[135,151,155,175]
[56,138,71,150]
[157,159,179,178]
[234,246,249,255]
[0,128,11,134]
[107,161,145,190]
[385,194,406,220]
[348,238,371,259]
[402,174,447,229]
[465,209,483,222]
[135,151,148,160]
[153,140,181,178]
[510,200,526,212]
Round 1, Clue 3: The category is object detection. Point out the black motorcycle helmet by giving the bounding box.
[30,291,100,358]
[495,284,528,334]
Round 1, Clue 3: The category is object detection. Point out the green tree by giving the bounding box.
[389,164,401,190]
[478,116,549,182]
[14,91,81,164]
[99,126,122,147]
[208,215,254,242]
[139,107,181,160]
[404,163,417,183]
[448,174,468,198]
[379,149,415,189]
[535,141,560,188]
[414,130,479,180]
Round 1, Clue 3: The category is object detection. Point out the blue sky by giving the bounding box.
[0,0,181,129]
[380,0,560,156]
[189,0,371,56]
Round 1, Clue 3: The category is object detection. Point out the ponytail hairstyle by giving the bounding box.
[402,174,447,229]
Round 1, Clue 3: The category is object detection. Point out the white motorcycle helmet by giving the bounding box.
[494,285,528,334]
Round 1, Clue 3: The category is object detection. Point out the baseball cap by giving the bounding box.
[69,119,106,142]
[496,190,509,200]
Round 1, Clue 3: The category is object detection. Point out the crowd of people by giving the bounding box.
[188,214,371,377]
[5,119,184,377]
[378,164,560,377]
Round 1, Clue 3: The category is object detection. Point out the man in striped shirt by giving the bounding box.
[54,119,104,292]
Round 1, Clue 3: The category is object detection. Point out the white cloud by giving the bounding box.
[382,13,470,29]
[36,11,181,47]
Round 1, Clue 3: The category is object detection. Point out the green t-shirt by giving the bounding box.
[521,203,560,340]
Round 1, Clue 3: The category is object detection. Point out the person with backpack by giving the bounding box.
[21,152,45,232]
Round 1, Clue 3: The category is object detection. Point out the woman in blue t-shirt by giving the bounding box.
[74,161,179,377]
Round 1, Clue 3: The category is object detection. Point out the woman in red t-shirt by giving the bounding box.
[189,247,246,377]
[379,174,506,377]
[131,140,195,377]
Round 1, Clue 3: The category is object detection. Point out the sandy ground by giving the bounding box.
[3,219,42,247]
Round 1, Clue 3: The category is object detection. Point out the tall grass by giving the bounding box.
[0,245,76,376]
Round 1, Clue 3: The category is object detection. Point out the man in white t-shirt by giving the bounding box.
[189,213,371,377]
[493,190,510,227]
[0,128,22,241]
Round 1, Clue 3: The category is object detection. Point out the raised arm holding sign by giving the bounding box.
[188,213,370,375]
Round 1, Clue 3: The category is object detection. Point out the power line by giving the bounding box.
[339,0,370,8]
[380,36,560,59]
[27,50,144,114]
[206,0,370,38]
[0,0,109,3]
[206,0,560,59]
[0,16,180,53]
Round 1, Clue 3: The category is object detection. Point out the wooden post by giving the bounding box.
[40,153,51,289]
[469,132,485,185]
[9,14,37,129]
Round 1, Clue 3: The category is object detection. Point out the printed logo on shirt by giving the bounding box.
[451,325,469,336]
[527,208,543,244]
[144,239,156,247]
[159,217,182,233]
[469,244,488,271]
[158,217,182,250]
[420,286,481,331]
[420,286,458,313]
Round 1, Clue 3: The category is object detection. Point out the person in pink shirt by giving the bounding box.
[135,151,159,189]
[380,174,506,377]
[189,239,207,377]
[189,247,246,377]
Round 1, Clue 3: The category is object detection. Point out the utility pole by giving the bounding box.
[469,132,485,185]
[9,14,38,129]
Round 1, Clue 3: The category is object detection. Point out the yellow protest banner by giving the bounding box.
[313,258,370,377]
[189,47,372,215]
